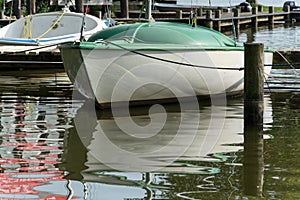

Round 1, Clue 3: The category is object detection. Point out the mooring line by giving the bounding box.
[274,50,300,76]
[265,63,300,67]
[263,71,282,82]
[263,71,272,93]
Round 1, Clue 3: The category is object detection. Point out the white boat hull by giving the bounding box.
[61,47,273,106]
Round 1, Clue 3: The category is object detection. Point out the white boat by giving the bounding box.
[0,7,107,47]
[59,22,273,107]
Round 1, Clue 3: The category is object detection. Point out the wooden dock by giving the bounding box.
[0,5,300,70]
[0,45,62,70]
[117,5,299,33]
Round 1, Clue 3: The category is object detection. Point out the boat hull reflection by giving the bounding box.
[60,95,273,199]
[73,96,271,172]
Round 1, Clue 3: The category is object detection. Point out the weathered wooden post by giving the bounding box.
[268,6,274,23]
[120,0,129,18]
[205,10,213,29]
[258,5,263,12]
[75,0,84,13]
[268,6,274,29]
[243,43,265,197]
[197,7,203,16]
[26,0,36,15]
[234,8,240,36]
[214,10,222,32]
[284,5,291,21]
[145,0,152,20]
[13,0,22,19]
[245,27,256,43]
[251,7,258,30]
[176,10,182,19]
[244,43,264,126]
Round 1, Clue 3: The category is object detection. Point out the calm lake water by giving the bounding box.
[0,65,299,199]
[236,22,300,49]
[0,22,300,199]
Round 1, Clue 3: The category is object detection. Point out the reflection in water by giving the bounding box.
[0,68,299,199]
[243,124,264,197]
[0,70,83,199]
[60,95,273,199]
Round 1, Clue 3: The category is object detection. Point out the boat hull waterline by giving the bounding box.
[61,47,273,106]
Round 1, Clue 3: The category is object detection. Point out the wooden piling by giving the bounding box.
[251,7,258,30]
[268,6,274,29]
[214,10,222,32]
[120,0,129,19]
[284,5,291,21]
[243,43,265,197]
[268,6,274,23]
[258,5,263,12]
[197,7,203,17]
[13,0,21,19]
[205,10,213,29]
[234,8,240,35]
[176,10,182,19]
[244,43,264,126]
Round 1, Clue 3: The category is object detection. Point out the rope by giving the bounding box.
[264,63,300,67]
[274,50,299,75]
[97,40,245,71]
[258,66,272,93]
[20,15,32,39]
[36,12,66,40]
[264,71,281,82]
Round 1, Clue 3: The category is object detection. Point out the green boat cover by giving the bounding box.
[87,22,242,49]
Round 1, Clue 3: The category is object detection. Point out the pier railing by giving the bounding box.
[117,5,298,32]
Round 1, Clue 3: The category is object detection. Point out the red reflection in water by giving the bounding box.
[0,157,72,199]
[0,102,76,199]
[0,171,64,194]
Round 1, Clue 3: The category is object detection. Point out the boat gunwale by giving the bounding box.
[60,42,274,53]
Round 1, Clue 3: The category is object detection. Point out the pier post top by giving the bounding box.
[234,8,240,17]
[252,6,258,14]
[244,43,264,47]
[206,10,212,19]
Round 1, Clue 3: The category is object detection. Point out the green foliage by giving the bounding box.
[36,0,50,13]
[0,0,52,16]
[252,4,282,12]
